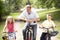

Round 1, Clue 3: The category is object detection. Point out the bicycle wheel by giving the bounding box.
[30,30,33,40]
[46,34,51,40]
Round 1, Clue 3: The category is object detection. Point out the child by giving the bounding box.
[40,14,56,40]
[3,16,16,40]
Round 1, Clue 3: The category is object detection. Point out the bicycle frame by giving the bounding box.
[26,27,33,40]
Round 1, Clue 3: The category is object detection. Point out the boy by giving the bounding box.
[40,14,56,40]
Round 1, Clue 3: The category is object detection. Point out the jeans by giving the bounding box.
[23,24,37,40]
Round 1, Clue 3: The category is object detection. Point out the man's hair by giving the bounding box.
[47,14,52,17]
[26,5,31,8]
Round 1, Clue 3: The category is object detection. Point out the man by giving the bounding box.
[18,5,40,40]
[40,14,56,40]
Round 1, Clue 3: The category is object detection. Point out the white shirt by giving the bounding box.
[18,9,39,27]
[42,20,55,28]
[41,20,55,32]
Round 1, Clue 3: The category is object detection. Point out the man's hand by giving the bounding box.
[33,18,37,22]
[33,18,40,22]
[26,18,40,23]
[26,19,33,23]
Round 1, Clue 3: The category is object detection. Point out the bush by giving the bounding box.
[51,11,60,20]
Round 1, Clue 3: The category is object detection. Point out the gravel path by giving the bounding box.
[15,22,58,40]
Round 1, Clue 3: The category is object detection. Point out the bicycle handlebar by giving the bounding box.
[3,31,17,33]
[40,27,52,28]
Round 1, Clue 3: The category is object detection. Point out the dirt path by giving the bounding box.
[15,22,58,40]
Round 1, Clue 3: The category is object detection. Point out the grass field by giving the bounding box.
[0,9,60,40]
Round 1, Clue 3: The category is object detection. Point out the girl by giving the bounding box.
[3,16,16,40]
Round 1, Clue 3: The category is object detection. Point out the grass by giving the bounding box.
[0,9,60,40]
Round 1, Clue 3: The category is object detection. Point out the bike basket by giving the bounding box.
[50,31,59,36]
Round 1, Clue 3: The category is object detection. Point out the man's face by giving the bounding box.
[27,6,31,14]
[47,16,52,20]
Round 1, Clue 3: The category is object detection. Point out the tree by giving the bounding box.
[0,0,10,21]
[35,0,60,8]
[0,0,4,20]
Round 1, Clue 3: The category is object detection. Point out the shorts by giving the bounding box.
[8,32,16,40]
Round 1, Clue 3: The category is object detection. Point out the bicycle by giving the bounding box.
[2,32,9,40]
[2,32,16,40]
[40,27,53,40]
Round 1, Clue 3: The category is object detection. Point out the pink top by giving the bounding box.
[7,23,14,32]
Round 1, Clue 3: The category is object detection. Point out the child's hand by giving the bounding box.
[3,31,8,33]
[15,30,17,32]
[3,31,6,33]
[3,30,6,33]
[39,25,42,28]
